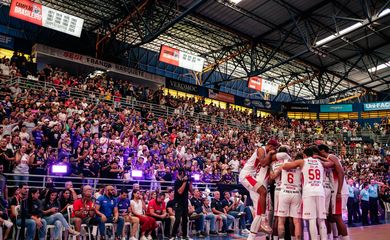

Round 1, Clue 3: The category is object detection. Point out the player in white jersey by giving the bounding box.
[282,146,327,240]
[276,152,302,240]
[239,140,279,240]
[317,144,350,240]
[269,146,291,238]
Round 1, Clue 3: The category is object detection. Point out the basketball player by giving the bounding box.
[317,144,350,240]
[282,146,327,240]
[277,152,302,240]
[239,140,279,240]
[270,146,291,239]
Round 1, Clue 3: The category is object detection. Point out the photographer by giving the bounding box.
[170,168,193,240]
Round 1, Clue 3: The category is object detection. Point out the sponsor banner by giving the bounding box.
[159,45,205,72]
[248,76,279,95]
[0,34,14,49]
[9,0,84,37]
[165,78,198,94]
[34,44,165,84]
[282,103,319,112]
[208,90,234,103]
[320,104,352,112]
[363,101,390,111]
[343,136,371,143]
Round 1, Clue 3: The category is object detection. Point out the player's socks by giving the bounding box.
[247,232,257,240]
[273,236,279,240]
[340,236,350,240]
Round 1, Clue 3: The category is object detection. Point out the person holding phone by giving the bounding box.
[42,189,80,238]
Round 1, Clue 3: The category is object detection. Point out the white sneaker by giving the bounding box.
[140,236,148,240]
[147,235,153,240]
[242,228,251,234]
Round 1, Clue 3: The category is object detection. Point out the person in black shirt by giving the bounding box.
[170,168,192,240]
[26,188,47,240]
[211,191,234,234]
[190,188,207,237]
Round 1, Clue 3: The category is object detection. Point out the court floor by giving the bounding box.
[188,223,390,240]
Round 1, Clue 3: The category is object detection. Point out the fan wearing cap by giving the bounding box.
[239,139,279,240]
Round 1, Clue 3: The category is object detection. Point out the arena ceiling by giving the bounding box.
[3,0,390,102]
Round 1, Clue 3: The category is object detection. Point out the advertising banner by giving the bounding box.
[33,44,165,84]
[363,101,390,111]
[320,104,352,112]
[208,90,234,103]
[165,78,199,94]
[0,34,14,49]
[159,45,205,72]
[248,76,279,95]
[9,0,84,37]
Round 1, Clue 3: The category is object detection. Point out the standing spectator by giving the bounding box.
[360,183,370,225]
[170,168,192,240]
[95,185,124,240]
[147,192,170,238]
[13,144,31,185]
[117,190,139,240]
[0,163,8,201]
[368,179,384,224]
[131,189,157,240]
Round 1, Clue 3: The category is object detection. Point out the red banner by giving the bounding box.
[159,45,180,66]
[209,90,234,103]
[9,0,43,26]
[248,76,262,91]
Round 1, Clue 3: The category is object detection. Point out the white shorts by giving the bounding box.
[240,168,268,193]
[302,196,327,220]
[278,191,302,218]
[324,188,332,215]
[330,192,348,215]
[274,189,281,216]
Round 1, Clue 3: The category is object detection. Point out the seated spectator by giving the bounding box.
[130,189,157,240]
[71,185,100,240]
[189,189,207,237]
[211,191,234,234]
[0,196,12,239]
[202,197,220,234]
[59,189,74,219]
[117,190,139,240]
[42,189,79,238]
[222,191,249,234]
[26,188,47,240]
[95,185,124,240]
[147,192,170,238]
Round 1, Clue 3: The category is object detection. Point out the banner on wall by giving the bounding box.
[159,45,205,72]
[0,34,14,49]
[320,104,352,112]
[165,78,199,94]
[363,101,390,111]
[9,0,84,37]
[208,90,234,103]
[33,44,165,84]
[248,76,280,95]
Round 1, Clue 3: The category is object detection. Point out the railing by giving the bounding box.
[3,77,253,130]
[5,173,218,193]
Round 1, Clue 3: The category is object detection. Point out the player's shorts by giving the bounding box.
[240,168,268,193]
[273,188,281,216]
[302,196,327,220]
[324,187,332,215]
[278,190,302,218]
[330,192,348,215]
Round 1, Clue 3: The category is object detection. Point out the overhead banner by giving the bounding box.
[208,90,234,103]
[363,101,390,111]
[0,34,14,49]
[33,44,165,84]
[165,78,199,94]
[320,104,352,112]
[248,76,279,95]
[159,45,205,72]
[9,0,84,37]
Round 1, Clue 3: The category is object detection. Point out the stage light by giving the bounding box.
[131,170,143,178]
[51,164,68,174]
[192,173,201,181]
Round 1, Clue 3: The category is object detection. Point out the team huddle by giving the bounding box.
[239,140,350,240]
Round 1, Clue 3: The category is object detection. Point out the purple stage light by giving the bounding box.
[131,170,143,178]
[52,164,68,174]
[192,173,200,181]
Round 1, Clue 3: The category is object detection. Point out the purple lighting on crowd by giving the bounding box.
[131,170,143,178]
[51,164,68,174]
[192,173,201,181]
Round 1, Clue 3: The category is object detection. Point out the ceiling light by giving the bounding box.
[368,61,390,72]
[378,8,390,18]
[230,0,243,4]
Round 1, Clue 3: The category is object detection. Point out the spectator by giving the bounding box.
[130,189,157,240]
[222,191,249,234]
[95,185,124,240]
[360,183,370,225]
[147,192,170,238]
[0,196,12,239]
[26,188,47,240]
[42,189,79,238]
[117,190,139,240]
[211,191,233,234]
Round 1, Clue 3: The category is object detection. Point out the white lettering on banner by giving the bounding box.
[0,35,12,45]
[34,44,165,84]
[42,6,84,37]
[364,102,390,111]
